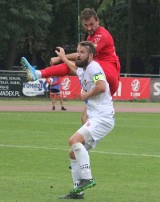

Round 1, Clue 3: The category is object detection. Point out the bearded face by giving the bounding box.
[75,45,91,69]
[75,56,89,69]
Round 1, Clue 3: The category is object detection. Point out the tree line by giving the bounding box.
[0,0,159,74]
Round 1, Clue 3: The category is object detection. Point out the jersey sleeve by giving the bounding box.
[93,73,105,83]
[88,63,105,83]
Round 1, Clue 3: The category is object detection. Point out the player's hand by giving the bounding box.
[55,47,66,60]
[80,91,90,101]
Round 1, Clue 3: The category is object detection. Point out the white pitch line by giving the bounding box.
[0,144,69,151]
[0,144,160,158]
[90,150,160,158]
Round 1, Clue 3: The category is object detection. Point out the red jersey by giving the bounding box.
[87,26,119,62]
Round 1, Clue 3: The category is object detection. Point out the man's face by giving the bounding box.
[75,45,90,68]
[82,16,99,36]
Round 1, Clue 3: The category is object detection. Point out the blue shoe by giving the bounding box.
[21,57,37,81]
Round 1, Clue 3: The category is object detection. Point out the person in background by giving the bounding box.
[46,77,67,111]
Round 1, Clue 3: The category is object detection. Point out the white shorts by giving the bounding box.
[77,115,115,150]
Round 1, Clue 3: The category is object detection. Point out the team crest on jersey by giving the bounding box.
[83,79,87,88]
[94,35,102,44]
[86,121,91,127]
[94,37,100,44]
[95,34,102,37]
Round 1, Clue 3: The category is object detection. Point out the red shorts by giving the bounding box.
[97,60,120,95]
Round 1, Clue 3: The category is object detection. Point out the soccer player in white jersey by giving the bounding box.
[56,41,115,200]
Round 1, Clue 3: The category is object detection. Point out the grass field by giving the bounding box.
[0,111,160,202]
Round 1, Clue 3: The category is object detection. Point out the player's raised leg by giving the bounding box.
[21,57,71,81]
[21,57,40,81]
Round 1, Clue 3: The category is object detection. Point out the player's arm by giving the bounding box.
[46,78,52,85]
[81,75,106,101]
[55,47,77,75]
[50,52,77,65]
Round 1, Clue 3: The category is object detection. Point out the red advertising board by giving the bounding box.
[0,72,157,100]
[60,76,81,99]
[113,77,150,100]
[60,76,151,100]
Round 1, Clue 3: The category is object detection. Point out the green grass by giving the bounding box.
[0,112,160,202]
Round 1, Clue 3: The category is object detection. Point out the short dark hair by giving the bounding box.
[78,41,96,55]
[80,8,98,21]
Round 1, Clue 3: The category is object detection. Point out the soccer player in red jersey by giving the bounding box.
[21,8,120,96]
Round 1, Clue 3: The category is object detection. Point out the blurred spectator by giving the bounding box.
[46,77,67,111]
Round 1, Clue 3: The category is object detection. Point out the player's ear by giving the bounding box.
[89,53,94,60]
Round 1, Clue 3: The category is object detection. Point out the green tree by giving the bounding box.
[0,0,52,69]
[98,0,160,74]
[0,0,159,74]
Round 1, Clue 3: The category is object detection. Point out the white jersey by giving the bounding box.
[76,61,114,118]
